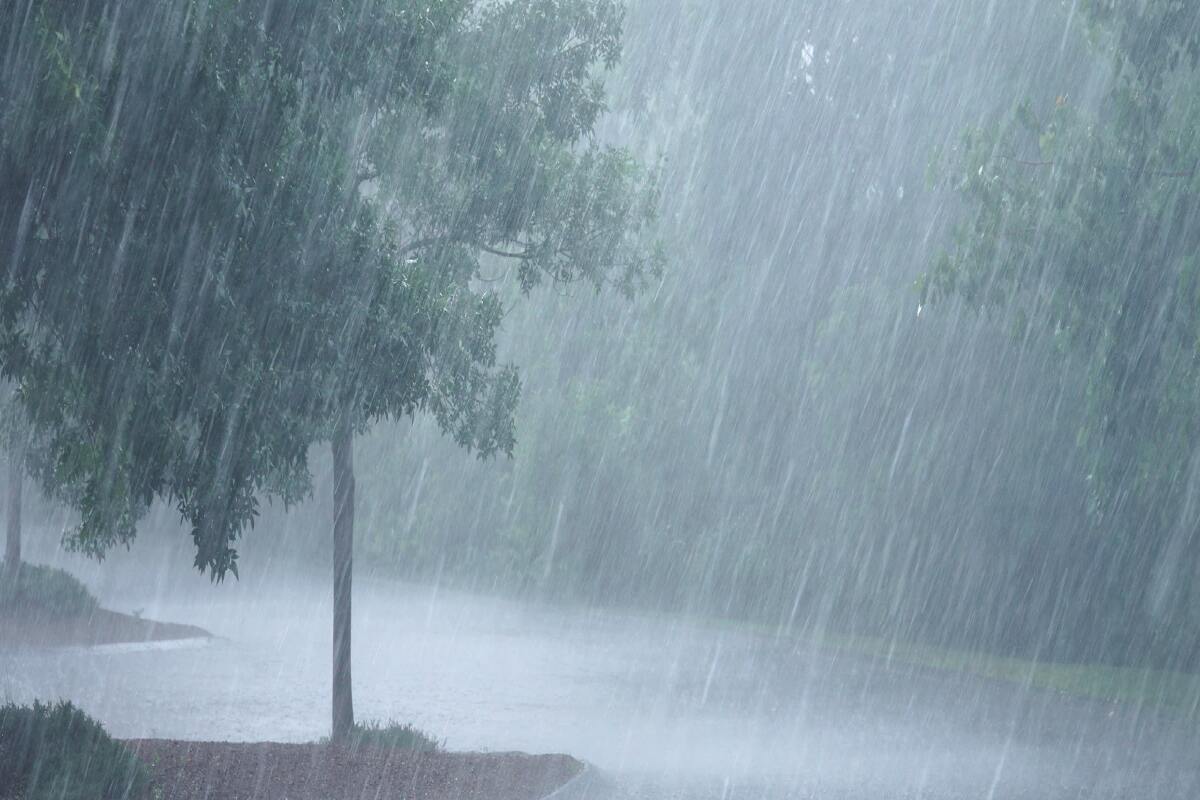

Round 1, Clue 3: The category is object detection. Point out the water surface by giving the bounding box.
[2,572,1196,799]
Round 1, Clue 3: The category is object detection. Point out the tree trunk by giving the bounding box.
[4,432,22,583]
[331,419,355,741]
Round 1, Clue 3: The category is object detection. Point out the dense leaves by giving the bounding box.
[931,0,1200,663]
[0,0,659,576]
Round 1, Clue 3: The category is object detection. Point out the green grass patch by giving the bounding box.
[0,701,147,800]
[0,562,98,618]
[825,633,1200,716]
[686,613,1200,717]
[324,719,443,752]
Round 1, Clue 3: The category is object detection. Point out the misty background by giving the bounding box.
[16,0,1193,672]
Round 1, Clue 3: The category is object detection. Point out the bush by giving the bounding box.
[328,720,443,752]
[0,563,98,617]
[0,701,147,800]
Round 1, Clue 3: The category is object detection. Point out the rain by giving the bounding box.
[1,1,1198,799]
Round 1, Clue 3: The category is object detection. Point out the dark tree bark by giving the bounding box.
[4,429,22,583]
[331,419,355,740]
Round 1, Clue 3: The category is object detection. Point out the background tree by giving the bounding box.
[339,0,1108,666]
[927,0,1200,665]
[0,0,660,738]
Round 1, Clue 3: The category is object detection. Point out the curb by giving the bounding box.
[539,762,617,800]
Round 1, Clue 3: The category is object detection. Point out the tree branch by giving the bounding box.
[1002,155,1055,167]
[397,235,538,261]
[1001,155,1196,178]
[477,242,536,260]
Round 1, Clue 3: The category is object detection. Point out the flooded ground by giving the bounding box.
[2,567,1197,800]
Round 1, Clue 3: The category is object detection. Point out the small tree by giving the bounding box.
[0,0,660,738]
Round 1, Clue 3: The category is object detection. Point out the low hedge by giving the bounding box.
[0,562,98,617]
[327,719,443,752]
[0,701,146,800]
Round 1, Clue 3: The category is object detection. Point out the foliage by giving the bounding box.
[314,0,1115,675]
[0,562,97,617]
[927,0,1200,664]
[321,719,442,752]
[0,701,146,800]
[345,0,1116,661]
[340,0,1200,672]
[0,0,660,577]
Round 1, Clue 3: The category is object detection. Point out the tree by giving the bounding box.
[926,1,1200,664]
[1,385,69,586]
[0,0,660,738]
[0,387,43,586]
[3,405,25,584]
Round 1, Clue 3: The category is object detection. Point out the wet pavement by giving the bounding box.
[2,573,1197,799]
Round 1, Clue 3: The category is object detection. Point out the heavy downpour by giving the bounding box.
[0,1,1198,798]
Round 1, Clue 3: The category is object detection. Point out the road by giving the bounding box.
[2,569,1196,799]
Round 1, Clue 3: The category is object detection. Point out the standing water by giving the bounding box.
[3,557,1197,799]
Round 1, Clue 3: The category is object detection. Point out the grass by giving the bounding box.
[824,632,1200,717]
[323,720,443,752]
[688,612,1200,717]
[0,562,98,618]
[0,701,147,800]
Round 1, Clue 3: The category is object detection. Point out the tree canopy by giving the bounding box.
[928,0,1200,660]
[0,0,661,576]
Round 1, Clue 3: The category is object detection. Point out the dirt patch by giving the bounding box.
[126,739,582,800]
[0,607,210,649]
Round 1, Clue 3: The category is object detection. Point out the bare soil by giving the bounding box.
[0,607,209,648]
[126,739,582,800]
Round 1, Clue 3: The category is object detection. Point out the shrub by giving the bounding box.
[0,701,147,800]
[0,563,98,617]
[328,719,443,752]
